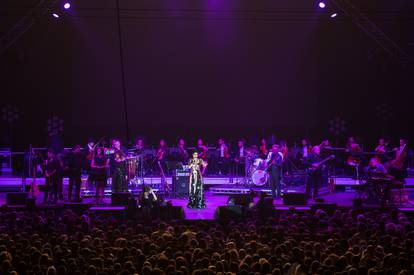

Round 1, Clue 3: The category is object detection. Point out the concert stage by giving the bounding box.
[1,175,414,220]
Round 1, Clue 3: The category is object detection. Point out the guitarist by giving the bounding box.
[266,144,284,199]
[305,146,326,199]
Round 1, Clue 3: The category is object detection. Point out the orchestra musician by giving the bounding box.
[133,137,145,155]
[259,138,268,159]
[43,149,61,204]
[375,138,391,162]
[365,157,388,177]
[375,138,390,154]
[177,138,189,163]
[279,140,289,159]
[85,138,95,188]
[90,147,110,204]
[156,139,168,175]
[112,139,127,155]
[55,151,65,202]
[216,138,230,175]
[305,145,324,199]
[65,145,84,202]
[196,138,208,160]
[346,137,363,175]
[233,139,247,176]
[346,136,362,153]
[265,144,284,199]
[85,138,95,161]
[388,138,409,180]
[299,139,311,161]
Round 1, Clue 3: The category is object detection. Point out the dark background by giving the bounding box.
[1,0,413,149]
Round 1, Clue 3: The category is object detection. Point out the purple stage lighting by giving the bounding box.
[63,2,71,9]
[330,13,338,18]
[52,13,60,18]
[318,2,326,8]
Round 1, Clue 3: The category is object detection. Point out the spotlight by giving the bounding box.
[52,13,60,18]
[63,2,71,9]
[330,13,338,18]
[318,2,326,8]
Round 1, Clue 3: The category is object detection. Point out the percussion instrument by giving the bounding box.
[126,156,137,179]
[251,169,269,186]
[250,158,266,173]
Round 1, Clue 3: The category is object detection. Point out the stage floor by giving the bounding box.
[1,175,414,220]
[1,190,414,220]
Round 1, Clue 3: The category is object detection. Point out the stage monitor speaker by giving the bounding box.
[153,206,184,220]
[111,192,131,206]
[311,203,338,214]
[216,205,244,220]
[26,198,36,209]
[353,198,363,208]
[173,169,189,195]
[227,194,253,207]
[283,192,307,205]
[6,192,29,205]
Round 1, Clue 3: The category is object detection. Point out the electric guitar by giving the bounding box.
[308,155,335,172]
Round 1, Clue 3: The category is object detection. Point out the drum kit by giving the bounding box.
[243,150,269,187]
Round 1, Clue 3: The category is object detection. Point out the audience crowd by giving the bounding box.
[0,207,413,275]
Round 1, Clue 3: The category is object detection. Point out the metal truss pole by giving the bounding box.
[331,0,410,64]
[0,0,59,56]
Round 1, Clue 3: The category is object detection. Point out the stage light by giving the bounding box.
[330,13,338,18]
[63,2,71,9]
[52,13,60,18]
[318,2,326,8]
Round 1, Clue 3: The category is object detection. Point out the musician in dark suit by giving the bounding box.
[66,145,85,202]
[388,138,409,180]
[305,146,324,199]
[266,144,284,199]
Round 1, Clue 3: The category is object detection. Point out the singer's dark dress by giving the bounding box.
[188,158,206,209]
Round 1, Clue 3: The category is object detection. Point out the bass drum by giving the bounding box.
[251,169,269,186]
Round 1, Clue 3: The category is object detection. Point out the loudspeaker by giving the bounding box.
[26,198,36,209]
[216,205,244,220]
[311,203,338,214]
[173,170,189,195]
[283,192,307,205]
[153,206,184,220]
[111,192,132,206]
[227,194,253,207]
[6,192,29,205]
[353,198,363,208]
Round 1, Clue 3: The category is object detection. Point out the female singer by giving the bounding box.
[188,151,207,209]
[91,147,109,204]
